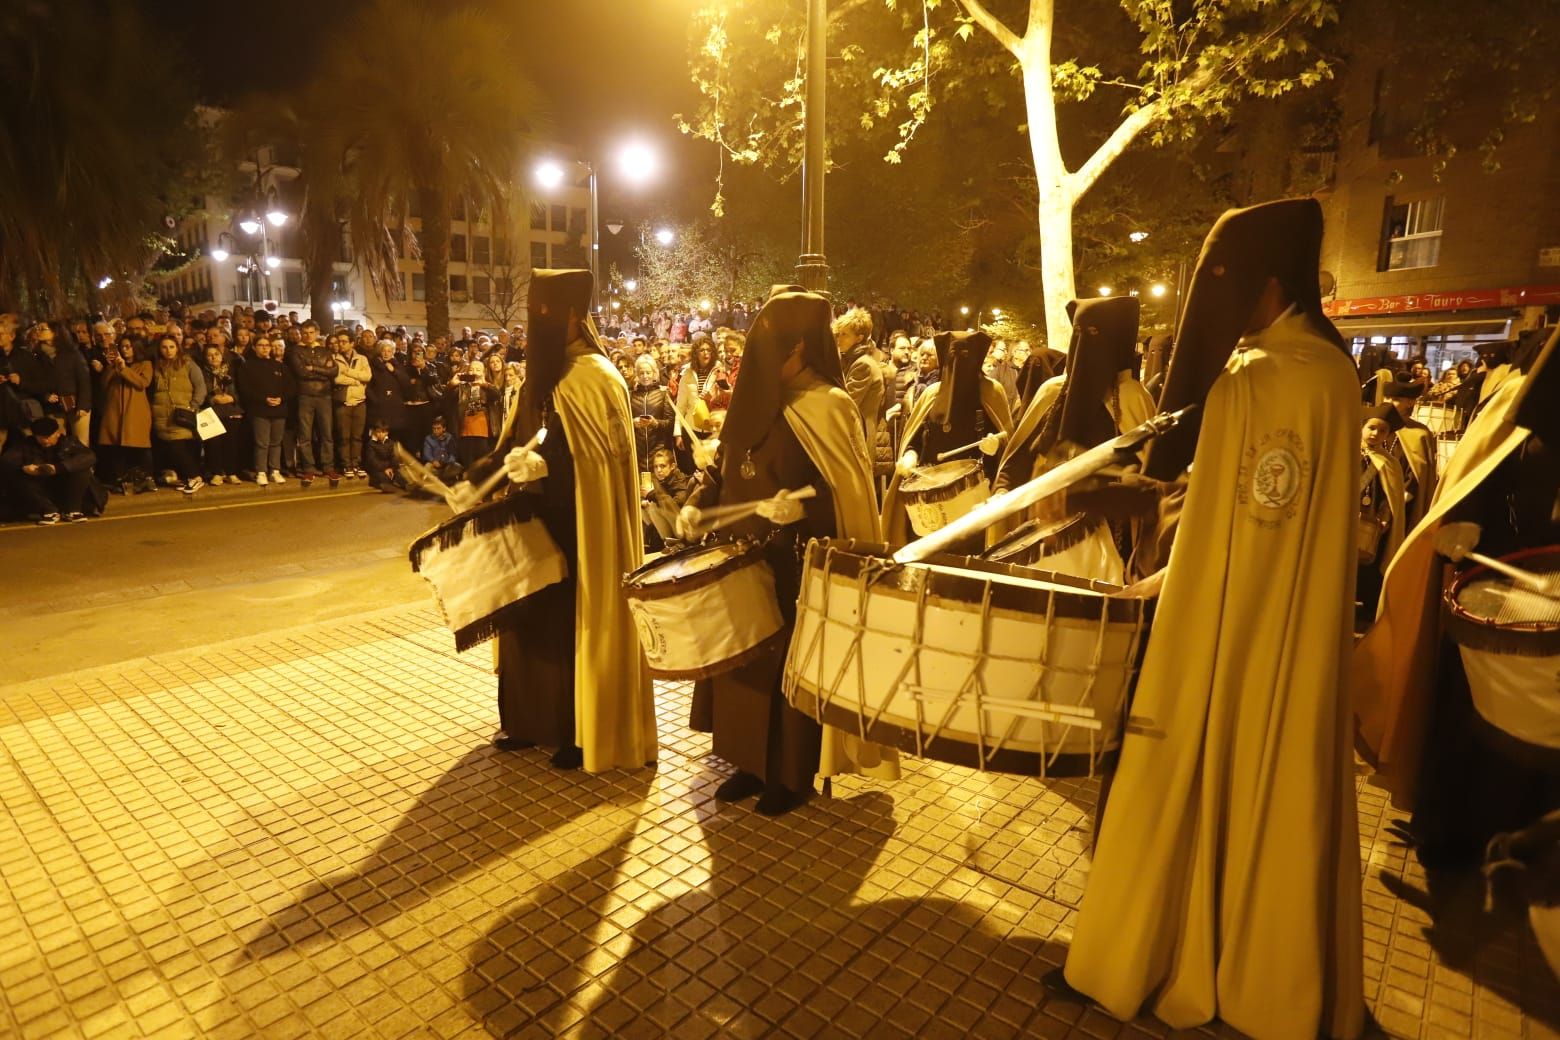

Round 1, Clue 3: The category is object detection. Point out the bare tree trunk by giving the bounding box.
[419,185,452,340]
[1019,30,1077,351]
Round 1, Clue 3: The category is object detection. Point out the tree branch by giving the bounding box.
[955,0,1022,58]
[1069,100,1162,200]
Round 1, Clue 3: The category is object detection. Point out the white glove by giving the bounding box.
[895,451,919,479]
[676,505,702,541]
[754,494,804,526]
[978,433,1003,457]
[447,481,480,513]
[884,403,902,421]
[504,447,548,484]
[692,436,720,472]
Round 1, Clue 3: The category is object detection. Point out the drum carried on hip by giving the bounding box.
[1443,545,1560,750]
[783,539,1154,777]
[624,541,785,680]
[982,513,1116,582]
[900,459,988,536]
[410,494,568,651]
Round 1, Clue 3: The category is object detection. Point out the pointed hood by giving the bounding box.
[1056,296,1141,449]
[1145,197,1346,479]
[927,329,989,433]
[521,268,603,434]
[721,286,840,460]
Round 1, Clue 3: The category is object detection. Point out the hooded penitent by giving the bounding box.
[720,285,843,464]
[1145,197,1346,481]
[1064,198,1365,1039]
[518,269,606,440]
[925,330,989,446]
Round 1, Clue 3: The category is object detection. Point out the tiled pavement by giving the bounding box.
[1,606,1554,1039]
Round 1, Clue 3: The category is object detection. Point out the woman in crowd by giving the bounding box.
[1357,404,1408,629]
[96,335,155,493]
[201,342,245,484]
[629,354,674,479]
[333,331,371,479]
[368,339,409,458]
[149,333,207,494]
[675,335,730,451]
[237,334,294,485]
[400,343,441,456]
[449,358,497,467]
[498,361,524,440]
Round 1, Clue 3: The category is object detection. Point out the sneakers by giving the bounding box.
[160,470,179,487]
[210,474,224,486]
[326,469,342,488]
[299,474,314,488]
[255,471,269,486]
[36,512,61,526]
[66,512,87,524]
[354,467,368,479]
[181,476,204,495]
[269,470,286,484]
[227,473,243,484]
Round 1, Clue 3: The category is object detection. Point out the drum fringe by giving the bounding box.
[450,599,532,652]
[410,494,532,572]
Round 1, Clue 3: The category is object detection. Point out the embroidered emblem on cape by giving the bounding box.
[1238,428,1308,527]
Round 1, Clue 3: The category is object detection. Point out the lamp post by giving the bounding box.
[795,0,829,291]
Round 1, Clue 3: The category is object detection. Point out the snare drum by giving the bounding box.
[624,541,785,679]
[783,539,1154,776]
[982,514,1120,583]
[410,493,568,651]
[1413,400,1463,437]
[900,459,988,536]
[1444,546,1560,749]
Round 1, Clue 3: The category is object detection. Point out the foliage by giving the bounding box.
[0,0,220,313]
[633,216,791,314]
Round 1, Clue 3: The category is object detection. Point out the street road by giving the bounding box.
[1,484,449,683]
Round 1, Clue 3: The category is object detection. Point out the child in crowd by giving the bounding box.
[364,419,405,492]
[420,415,462,484]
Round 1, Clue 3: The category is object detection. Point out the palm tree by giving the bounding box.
[0,1,210,313]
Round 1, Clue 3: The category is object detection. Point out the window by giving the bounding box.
[473,236,491,265]
[531,241,548,269]
[495,239,511,266]
[449,274,468,299]
[284,271,304,304]
[530,202,547,230]
[472,276,491,304]
[411,272,426,302]
[451,234,467,262]
[496,277,513,304]
[550,205,567,231]
[1380,196,1444,272]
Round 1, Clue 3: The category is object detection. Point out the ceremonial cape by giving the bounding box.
[1351,375,1530,807]
[783,383,899,781]
[554,351,657,772]
[879,376,1012,546]
[1394,423,1436,529]
[1064,309,1365,1040]
[1363,446,1407,571]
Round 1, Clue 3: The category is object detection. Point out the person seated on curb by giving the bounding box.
[420,414,462,484]
[642,446,692,552]
[364,418,406,493]
[1,415,102,524]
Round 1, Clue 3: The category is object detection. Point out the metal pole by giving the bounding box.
[588,160,601,317]
[795,0,828,292]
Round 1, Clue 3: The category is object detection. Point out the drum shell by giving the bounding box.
[784,539,1153,776]
[624,543,786,680]
[900,460,988,537]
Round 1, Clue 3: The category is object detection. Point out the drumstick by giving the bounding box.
[669,400,707,457]
[937,431,1006,462]
[1436,522,1558,597]
[471,427,549,503]
[685,486,817,535]
[395,445,461,509]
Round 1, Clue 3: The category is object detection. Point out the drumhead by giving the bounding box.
[900,459,982,494]
[625,541,757,594]
[1445,546,1560,656]
[984,514,1097,564]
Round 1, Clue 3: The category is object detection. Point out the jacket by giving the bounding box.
[287,343,338,397]
[333,351,371,406]
[367,358,408,428]
[96,359,154,448]
[237,357,295,419]
[2,428,97,477]
[648,466,693,513]
[363,434,398,473]
[629,383,675,463]
[203,362,243,421]
[150,358,207,441]
[421,431,456,465]
[28,344,93,413]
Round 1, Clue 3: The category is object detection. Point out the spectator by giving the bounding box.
[96,336,155,493]
[237,334,294,486]
[369,339,410,457]
[363,419,406,492]
[887,333,917,407]
[420,414,462,484]
[200,344,245,485]
[720,329,745,387]
[401,344,441,457]
[333,331,371,479]
[675,335,729,449]
[1,416,101,524]
[641,446,692,551]
[629,355,675,473]
[287,318,340,487]
[149,333,206,494]
[27,322,93,445]
[911,339,940,404]
[449,359,497,467]
[498,361,524,439]
[834,307,885,446]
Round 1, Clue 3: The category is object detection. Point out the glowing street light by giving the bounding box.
[534,160,566,190]
[624,279,638,292]
[1129,230,1149,243]
[617,140,660,186]
[265,255,281,270]
[959,305,970,316]
[266,208,289,228]
[991,307,1003,318]
[1098,286,1113,297]
[238,216,262,236]
[610,300,622,311]
[654,227,676,247]
[699,299,712,312]
[1150,283,1168,298]
[97,276,113,289]
[211,246,230,263]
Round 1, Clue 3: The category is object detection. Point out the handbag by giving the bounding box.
[1357,515,1386,566]
[171,407,198,431]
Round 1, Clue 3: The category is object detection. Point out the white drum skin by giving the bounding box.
[624,543,785,680]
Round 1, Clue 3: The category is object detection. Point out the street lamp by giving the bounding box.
[1129,230,1149,243]
[210,231,234,263]
[624,279,638,292]
[991,307,1003,318]
[265,255,281,270]
[238,216,262,236]
[617,141,659,186]
[699,299,712,312]
[1150,283,1168,298]
[1098,286,1113,297]
[534,160,566,190]
[654,227,676,247]
[266,208,289,228]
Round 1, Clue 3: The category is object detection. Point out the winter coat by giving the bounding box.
[202,361,244,422]
[237,357,294,419]
[421,431,457,465]
[29,344,93,413]
[150,358,207,442]
[96,360,154,448]
[287,343,338,398]
[367,358,408,429]
[628,383,675,463]
[363,434,398,474]
[333,351,371,406]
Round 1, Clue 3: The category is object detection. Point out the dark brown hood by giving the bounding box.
[720,286,841,460]
[521,268,603,434]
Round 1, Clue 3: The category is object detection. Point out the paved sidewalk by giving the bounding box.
[0,607,1554,1039]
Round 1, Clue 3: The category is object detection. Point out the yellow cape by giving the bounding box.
[1394,424,1436,530]
[879,376,1012,546]
[553,352,658,772]
[1351,374,1531,807]
[1064,310,1365,1039]
[783,382,899,782]
[1363,446,1407,571]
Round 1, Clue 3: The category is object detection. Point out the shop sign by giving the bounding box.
[1324,285,1560,317]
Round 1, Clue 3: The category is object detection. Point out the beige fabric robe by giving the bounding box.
[1064,310,1365,1040]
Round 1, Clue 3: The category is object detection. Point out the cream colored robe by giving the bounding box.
[782,382,900,782]
[1362,446,1407,573]
[554,351,658,773]
[1064,309,1365,1040]
[1351,375,1531,806]
[1393,424,1437,530]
